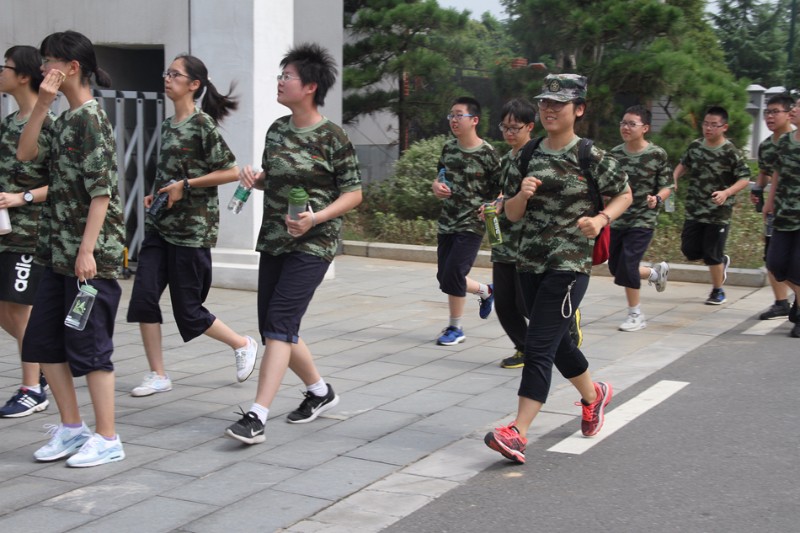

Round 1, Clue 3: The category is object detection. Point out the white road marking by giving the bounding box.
[548,380,690,455]
[741,319,788,336]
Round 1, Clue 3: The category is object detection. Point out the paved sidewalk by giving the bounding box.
[0,256,775,532]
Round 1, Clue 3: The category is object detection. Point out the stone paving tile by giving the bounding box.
[273,455,398,501]
[0,475,80,516]
[322,408,420,441]
[175,461,300,506]
[71,496,215,533]
[253,433,366,470]
[0,506,95,532]
[344,427,456,466]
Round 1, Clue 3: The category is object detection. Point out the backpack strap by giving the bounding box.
[516,136,544,177]
[579,138,604,214]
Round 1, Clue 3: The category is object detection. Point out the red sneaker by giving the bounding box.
[484,422,527,463]
[578,382,613,437]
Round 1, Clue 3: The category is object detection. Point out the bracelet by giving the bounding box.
[598,211,611,226]
[183,177,190,191]
[656,195,663,205]
[310,211,316,227]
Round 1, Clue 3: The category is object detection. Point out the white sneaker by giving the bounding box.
[34,422,92,461]
[235,336,258,382]
[619,313,647,332]
[131,372,172,397]
[66,433,125,468]
[650,261,669,293]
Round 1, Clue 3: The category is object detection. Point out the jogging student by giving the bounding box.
[432,96,501,347]
[225,43,362,445]
[608,105,672,332]
[484,74,632,464]
[0,45,52,417]
[126,54,257,397]
[17,30,126,467]
[673,106,751,305]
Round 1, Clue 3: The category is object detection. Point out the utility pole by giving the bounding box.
[789,0,797,86]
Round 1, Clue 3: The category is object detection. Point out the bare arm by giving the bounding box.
[286,189,363,237]
[74,195,110,281]
[577,185,633,238]
[672,163,686,192]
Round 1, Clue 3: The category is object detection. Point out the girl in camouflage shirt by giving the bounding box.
[126,55,257,397]
[484,74,632,464]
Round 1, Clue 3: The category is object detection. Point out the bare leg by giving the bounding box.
[768,271,791,301]
[139,323,166,376]
[709,263,724,288]
[0,301,41,386]
[204,318,248,350]
[287,337,322,386]
[253,338,292,408]
[624,287,641,308]
[86,370,116,437]
[447,294,466,320]
[41,362,81,425]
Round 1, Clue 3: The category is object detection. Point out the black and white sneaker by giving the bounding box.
[286,384,339,424]
[225,409,265,445]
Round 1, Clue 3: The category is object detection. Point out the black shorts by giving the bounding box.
[681,220,729,265]
[608,228,654,289]
[437,232,483,297]
[21,269,121,377]
[0,251,44,305]
[766,229,800,286]
[127,233,216,342]
[258,251,330,344]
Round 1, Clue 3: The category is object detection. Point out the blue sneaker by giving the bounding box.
[34,423,92,462]
[0,387,49,418]
[479,284,494,319]
[66,433,126,468]
[437,326,465,346]
[705,288,726,305]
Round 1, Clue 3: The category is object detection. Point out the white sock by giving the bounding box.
[307,378,328,397]
[476,283,491,299]
[648,268,659,282]
[249,403,269,424]
[25,384,42,394]
[628,306,641,316]
[449,316,463,329]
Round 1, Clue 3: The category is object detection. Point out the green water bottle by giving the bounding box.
[288,187,309,221]
[484,203,503,246]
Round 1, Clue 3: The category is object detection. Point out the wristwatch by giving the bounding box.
[23,190,34,205]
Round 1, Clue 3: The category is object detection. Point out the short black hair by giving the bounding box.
[624,104,652,126]
[766,93,795,110]
[4,45,44,92]
[705,106,728,123]
[501,98,536,124]
[452,96,481,117]
[280,43,337,107]
[40,30,112,88]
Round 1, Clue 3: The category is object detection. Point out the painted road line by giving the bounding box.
[741,319,788,336]
[548,380,690,455]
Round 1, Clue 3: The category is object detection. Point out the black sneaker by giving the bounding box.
[791,322,800,338]
[759,301,790,320]
[225,409,265,445]
[500,350,525,369]
[790,301,799,324]
[286,384,339,424]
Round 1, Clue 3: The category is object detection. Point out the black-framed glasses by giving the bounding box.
[619,121,645,128]
[764,107,794,116]
[163,69,191,80]
[702,121,726,129]
[537,100,569,112]
[277,73,301,82]
[498,123,527,134]
[0,65,18,73]
[447,113,474,121]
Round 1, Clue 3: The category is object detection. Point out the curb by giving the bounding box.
[340,240,767,288]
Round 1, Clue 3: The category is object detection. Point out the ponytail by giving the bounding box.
[94,66,112,88]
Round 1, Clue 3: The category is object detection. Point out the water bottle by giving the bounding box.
[288,187,309,221]
[751,186,764,213]
[64,282,98,331]
[664,195,675,213]
[484,203,503,246]
[437,168,451,189]
[227,182,252,214]
[0,207,11,235]
[148,179,176,218]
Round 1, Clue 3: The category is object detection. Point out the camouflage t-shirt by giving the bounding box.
[608,142,672,230]
[147,111,236,248]
[491,148,526,264]
[437,138,502,236]
[0,111,54,254]
[758,135,781,176]
[769,131,800,232]
[513,136,629,275]
[38,100,124,278]
[679,139,751,225]
[256,116,362,262]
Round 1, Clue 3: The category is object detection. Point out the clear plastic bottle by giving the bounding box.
[437,168,451,189]
[0,207,11,235]
[664,195,675,213]
[288,187,309,221]
[64,283,98,331]
[227,183,252,214]
[483,203,503,246]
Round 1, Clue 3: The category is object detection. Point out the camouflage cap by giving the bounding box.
[534,74,588,102]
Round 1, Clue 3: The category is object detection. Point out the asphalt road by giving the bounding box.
[384,315,799,533]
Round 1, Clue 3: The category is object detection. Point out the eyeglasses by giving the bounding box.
[702,122,726,129]
[537,100,569,112]
[498,123,527,134]
[163,69,191,80]
[0,65,17,73]
[619,121,645,128]
[41,57,66,66]
[764,107,794,116]
[447,114,474,121]
[277,73,301,82]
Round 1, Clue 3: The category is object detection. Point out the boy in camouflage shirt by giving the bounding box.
[674,106,751,305]
[225,43,362,445]
[608,105,672,332]
[431,96,501,347]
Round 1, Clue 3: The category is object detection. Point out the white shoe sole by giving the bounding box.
[286,394,340,424]
[225,429,266,445]
[131,386,172,397]
[67,449,126,468]
[1,398,49,418]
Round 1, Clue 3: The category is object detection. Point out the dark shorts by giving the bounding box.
[437,232,483,297]
[127,233,216,342]
[608,228,654,289]
[681,220,729,265]
[766,229,800,286]
[0,252,44,305]
[258,251,330,344]
[21,269,121,377]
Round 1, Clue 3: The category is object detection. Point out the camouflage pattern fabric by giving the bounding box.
[679,139,751,225]
[0,111,54,254]
[41,100,124,278]
[437,139,501,236]
[512,136,628,275]
[770,131,800,231]
[256,116,361,262]
[147,111,236,248]
[608,142,671,230]
[491,148,525,264]
[758,135,781,176]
